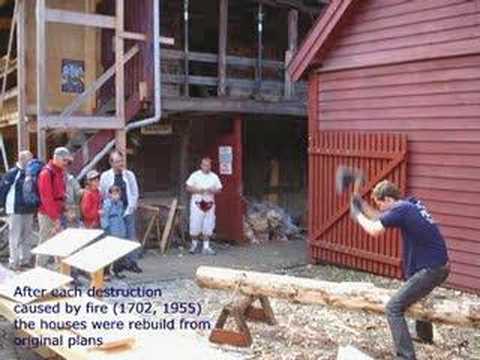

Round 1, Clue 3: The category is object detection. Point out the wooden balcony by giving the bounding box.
[160,49,308,117]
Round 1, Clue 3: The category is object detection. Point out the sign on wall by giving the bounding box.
[219,146,233,175]
[61,59,85,93]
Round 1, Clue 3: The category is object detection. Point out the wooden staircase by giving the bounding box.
[69,0,155,176]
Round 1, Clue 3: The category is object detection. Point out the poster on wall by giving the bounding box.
[61,59,85,93]
[218,146,233,175]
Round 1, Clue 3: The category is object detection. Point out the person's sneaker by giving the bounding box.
[189,242,199,254]
[202,247,216,256]
[7,263,21,272]
[129,263,143,273]
[113,272,127,279]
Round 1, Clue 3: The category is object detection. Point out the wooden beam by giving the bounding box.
[284,9,298,98]
[114,0,126,157]
[217,0,228,96]
[120,31,146,41]
[255,3,264,94]
[162,49,284,69]
[162,96,307,116]
[84,0,97,113]
[36,0,47,161]
[197,266,480,329]
[61,45,139,118]
[183,0,190,96]
[16,0,29,150]
[0,0,17,112]
[247,0,325,14]
[160,36,175,46]
[45,9,115,29]
[41,116,121,130]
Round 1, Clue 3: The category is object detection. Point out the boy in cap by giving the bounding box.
[81,170,102,228]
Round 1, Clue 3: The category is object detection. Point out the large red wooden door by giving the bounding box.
[208,117,245,243]
[309,131,407,278]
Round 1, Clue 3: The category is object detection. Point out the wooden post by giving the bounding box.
[255,3,264,95]
[183,0,190,97]
[178,119,192,207]
[36,0,47,161]
[85,0,97,114]
[217,0,228,96]
[115,0,126,159]
[0,0,17,112]
[16,0,29,150]
[284,9,298,98]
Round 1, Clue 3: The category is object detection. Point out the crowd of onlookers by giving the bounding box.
[0,146,142,279]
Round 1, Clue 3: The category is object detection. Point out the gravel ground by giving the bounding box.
[1,245,479,359]
[136,264,480,360]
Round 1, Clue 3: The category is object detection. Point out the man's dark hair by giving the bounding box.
[372,180,401,201]
[201,157,212,163]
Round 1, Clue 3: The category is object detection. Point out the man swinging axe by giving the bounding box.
[337,167,450,360]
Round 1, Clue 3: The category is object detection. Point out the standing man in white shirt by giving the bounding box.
[99,150,142,273]
[0,151,34,271]
[186,157,223,255]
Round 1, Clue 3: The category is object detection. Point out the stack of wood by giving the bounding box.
[244,202,300,244]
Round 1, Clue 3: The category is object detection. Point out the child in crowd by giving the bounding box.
[101,185,140,278]
[81,170,102,229]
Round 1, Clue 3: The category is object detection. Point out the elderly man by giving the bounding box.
[0,151,34,270]
[100,150,142,273]
[186,157,222,255]
[36,147,70,267]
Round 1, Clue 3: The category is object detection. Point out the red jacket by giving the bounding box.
[38,161,66,221]
[81,188,102,228]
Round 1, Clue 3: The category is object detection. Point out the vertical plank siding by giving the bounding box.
[309,131,407,278]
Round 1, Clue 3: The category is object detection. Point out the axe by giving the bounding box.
[336,166,365,196]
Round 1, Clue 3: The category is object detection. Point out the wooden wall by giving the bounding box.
[311,0,480,292]
[25,0,99,114]
[318,0,480,71]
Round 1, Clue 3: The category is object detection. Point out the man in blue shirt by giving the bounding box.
[350,180,449,360]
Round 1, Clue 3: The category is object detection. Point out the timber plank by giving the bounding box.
[62,237,140,274]
[31,228,104,257]
[0,268,72,304]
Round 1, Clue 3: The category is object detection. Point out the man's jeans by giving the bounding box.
[124,213,141,260]
[386,265,450,360]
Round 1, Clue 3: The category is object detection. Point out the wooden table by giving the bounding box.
[61,236,140,290]
[31,228,104,274]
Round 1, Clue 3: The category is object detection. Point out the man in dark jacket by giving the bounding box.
[0,151,34,271]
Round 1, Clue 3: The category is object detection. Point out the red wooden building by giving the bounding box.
[288,0,480,293]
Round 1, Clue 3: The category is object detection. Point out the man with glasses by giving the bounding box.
[350,180,449,360]
[36,147,70,267]
[100,150,142,273]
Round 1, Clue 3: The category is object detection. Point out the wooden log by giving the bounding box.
[196,266,480,328]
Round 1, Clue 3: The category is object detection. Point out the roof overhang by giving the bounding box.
[287,0,357,81]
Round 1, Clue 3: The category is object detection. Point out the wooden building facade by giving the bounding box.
[289,0,480,292]
[0,0,325,242]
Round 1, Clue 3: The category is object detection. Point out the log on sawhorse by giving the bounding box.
[210,294,276,347]
[197,266,480,348]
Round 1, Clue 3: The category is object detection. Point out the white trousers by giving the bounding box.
[8,214,34,267]
[189,202,216,237]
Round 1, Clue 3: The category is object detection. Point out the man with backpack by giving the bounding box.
[36,147,70,267]
[0,151,35,271]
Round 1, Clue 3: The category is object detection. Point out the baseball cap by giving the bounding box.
[53,147,72,159]
[87,170,100,180]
